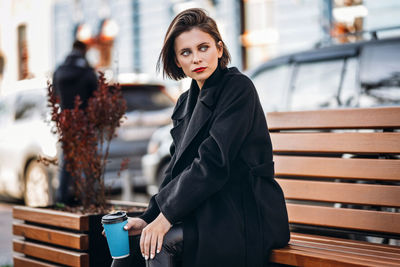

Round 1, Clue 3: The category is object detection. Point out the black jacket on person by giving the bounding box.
[139,66,290,267]
[53,49,97,110]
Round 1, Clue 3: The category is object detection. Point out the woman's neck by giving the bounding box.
[196,80,205,90]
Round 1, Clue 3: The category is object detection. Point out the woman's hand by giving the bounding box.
[102,217,147,237]
[140,212,171,260]
[124,217,148,236]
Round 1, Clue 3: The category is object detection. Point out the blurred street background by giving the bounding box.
[1,0,400,266]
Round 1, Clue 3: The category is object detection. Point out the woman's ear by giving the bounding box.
[217,41,223,58]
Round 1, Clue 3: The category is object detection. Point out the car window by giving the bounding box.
[0,96,13,126]
[122,85,174,112]
[290,59,344,110]
[14,91,47,121]
[251,64,291,112]
[359,41,400,107]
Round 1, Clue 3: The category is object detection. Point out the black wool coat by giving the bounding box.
[140,66,290,267]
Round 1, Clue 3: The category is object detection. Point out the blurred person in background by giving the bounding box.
[53,40,97,204]
[111,8,289,267]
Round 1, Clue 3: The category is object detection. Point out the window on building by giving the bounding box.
[17,24,29,80]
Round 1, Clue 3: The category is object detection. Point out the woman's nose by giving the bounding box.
[193,52,202,64]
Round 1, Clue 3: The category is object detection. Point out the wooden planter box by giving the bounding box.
[12,200,147,267]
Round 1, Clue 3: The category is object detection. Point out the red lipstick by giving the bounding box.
[193,67,206,73]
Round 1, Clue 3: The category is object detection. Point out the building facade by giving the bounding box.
[52,0,242,84]
[1,0,399,95]
[0,0,53,94]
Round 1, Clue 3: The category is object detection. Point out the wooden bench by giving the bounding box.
[266,107,400,266]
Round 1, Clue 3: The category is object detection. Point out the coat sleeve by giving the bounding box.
[155,75,257,224]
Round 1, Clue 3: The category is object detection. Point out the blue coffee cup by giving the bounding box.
[102,211,130,259]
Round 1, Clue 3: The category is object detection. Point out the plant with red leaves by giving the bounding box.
[47,72,126,212]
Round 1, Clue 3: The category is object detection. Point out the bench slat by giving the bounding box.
[13,222,89,250]
[13,239,89,267]
[282,244,400,266]
[270,245,380,267]
[271,132,400,154]
[267,107,400,130]
[14,255,63,267]
[289,239,400,262]
[275,155,400,181]
[277,179,400,207]
[13,206,89,231]
[287,203,400,234]
[291,233,400,255]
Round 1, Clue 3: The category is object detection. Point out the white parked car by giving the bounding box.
[141,123,173,195]
[0,78,58,207]
[0,75,176,206]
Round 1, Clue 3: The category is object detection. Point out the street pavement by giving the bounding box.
[0,202,13,266]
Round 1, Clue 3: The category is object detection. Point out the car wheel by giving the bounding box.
[24,160,51,207]
[156,162,169,187]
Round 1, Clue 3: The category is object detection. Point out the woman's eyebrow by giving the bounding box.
[178,42,210,53]
[197,42,210,46]
[178,47,190,53]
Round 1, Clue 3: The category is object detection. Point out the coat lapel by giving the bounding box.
[171,67,225,172]
[170,83,198,148]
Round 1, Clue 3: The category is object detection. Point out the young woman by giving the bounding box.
[112,8,290,267]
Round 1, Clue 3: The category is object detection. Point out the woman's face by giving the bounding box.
[174,28,223,89]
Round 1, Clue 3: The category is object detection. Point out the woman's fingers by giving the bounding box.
[139,230,146,258]
[150,233,158,259]
[139,214,171,260]
[140,229,166,260]
[156,234,164,254]
[124,217,147,236]
[141,229,153,260]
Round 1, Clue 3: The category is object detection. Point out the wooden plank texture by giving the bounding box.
[275,244,400,266]
[286,203,400,234]
[275,155,400,181]
[277,179,400,207]
[13,239,88,267]
[14,255,63,267]
[270,132,400,154]
[12,206,89,231]
[267,107,400,130]
[13,222,89,250]
[270,246,375,267]
[288,239,400,262]
[291,233,400,255]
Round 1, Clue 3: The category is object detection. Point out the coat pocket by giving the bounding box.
[248,161,290,251]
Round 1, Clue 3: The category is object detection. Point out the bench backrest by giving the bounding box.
[267,107,400,237]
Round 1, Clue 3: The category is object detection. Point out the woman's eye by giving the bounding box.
[181,51,190,56]
[200,46,208,52]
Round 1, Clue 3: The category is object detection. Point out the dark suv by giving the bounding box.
[247,36,400,113]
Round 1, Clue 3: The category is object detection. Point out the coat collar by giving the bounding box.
[171,66,226,120]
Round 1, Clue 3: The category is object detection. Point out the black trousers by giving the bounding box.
[112,224,183,267]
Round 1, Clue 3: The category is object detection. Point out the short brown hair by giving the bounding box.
[157,8,231,80]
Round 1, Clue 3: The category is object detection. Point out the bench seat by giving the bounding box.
[271,233,400,266]
[266,107,400,266]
